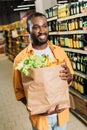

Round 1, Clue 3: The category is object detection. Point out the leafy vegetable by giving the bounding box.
[16,55,48,75]
[16,54,60,76]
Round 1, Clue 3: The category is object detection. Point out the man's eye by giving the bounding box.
[33,26,39,30]
[43,25,48,28]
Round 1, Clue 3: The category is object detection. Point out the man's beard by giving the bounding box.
[30,33,48,46]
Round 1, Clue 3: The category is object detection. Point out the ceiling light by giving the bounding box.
[58,1,68,4]
[24,0,33,1]
[17,4,35,8]
[14,7,30,11]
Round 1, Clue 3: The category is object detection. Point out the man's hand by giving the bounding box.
[59,60,73,84]
[45,105,66,115]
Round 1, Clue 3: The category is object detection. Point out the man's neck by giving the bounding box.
[32,43,48,50]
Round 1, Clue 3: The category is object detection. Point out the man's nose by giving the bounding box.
[39,26,44,33]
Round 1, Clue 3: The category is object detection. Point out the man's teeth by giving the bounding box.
[39,35,45,38]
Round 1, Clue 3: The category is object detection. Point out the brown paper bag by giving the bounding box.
[22,64,70,115]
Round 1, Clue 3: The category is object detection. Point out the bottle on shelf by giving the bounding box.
[74,18,79,30]
[83,16,87,30]
[77,53,81,72]
[77,76,81,93]
[49,35,59,46]
[56,21,59,31]
[79,1,83,13]
[73,35,76,48]
[70,3,74,15]
[74,75,78,90]
[48,35,53,43]
[68,19,76,31]
[45,9,49,19]
[48,7,53,18]
[71,75,87,95]
[73,3,77,15]
[48,22,52,32]
[72,53,77,71]
[83,55,87,75]
[77,35,84,50]
[80,34,87,50]
[51,20,57,31]
[53,5,58,17]
[80,77,87,95]
[68,35,73,48]
[58,36,64,47]
[76,2,80,14]
[58,21,68,31]
[80,54,84,73]
[82,78,87,95]
[79,17,83,30]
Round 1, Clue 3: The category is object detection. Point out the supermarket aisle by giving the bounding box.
[0,54,32,130]
[0,54,87,130]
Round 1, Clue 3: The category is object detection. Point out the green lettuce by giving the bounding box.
[16,55,48,76]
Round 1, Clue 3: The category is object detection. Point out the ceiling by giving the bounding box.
[0,0,76,14]
[0,0,35,14]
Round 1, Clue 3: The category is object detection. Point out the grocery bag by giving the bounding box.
[21,64,70,115]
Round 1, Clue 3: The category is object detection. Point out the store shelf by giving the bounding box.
[74,71,87,79]
[58,30,87,35]
[70,87,87,125]
[47,3,87,126]
[47,16,57,22]
[49,30,87,35]
[19,34,29,37]
[5,18,30,60]
[0,44,5,48]
[49,31,58,35]
[63,47,87,55]
[70,109,87,125]
[57,12,87,22]
[21,42,29,48]
[69,87,87,102]
[47,12,87,23]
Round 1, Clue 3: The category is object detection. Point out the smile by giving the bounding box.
[38,34,47,39]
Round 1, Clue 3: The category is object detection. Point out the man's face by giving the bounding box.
[29,16,49,46]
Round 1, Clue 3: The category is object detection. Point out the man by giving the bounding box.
[13,12,74,130]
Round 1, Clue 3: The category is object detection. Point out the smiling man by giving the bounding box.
[13,12,74,130]
[27,13,49,49]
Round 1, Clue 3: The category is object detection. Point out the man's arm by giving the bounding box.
[13,60,26,104]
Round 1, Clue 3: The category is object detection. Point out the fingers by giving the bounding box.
[61,60,68,70]
[55,105,66,113]
[56,108,66,113]
[45,106,66,115]
[59,60,71,80]
[59,69,70,80]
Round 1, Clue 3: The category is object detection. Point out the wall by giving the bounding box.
[35,0,57,14]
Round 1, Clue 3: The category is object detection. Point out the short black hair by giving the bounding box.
[26,12,46,32]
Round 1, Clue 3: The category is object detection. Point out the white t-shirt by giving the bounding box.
[33,46,55,62]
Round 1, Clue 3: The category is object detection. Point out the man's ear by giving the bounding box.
[27,27,30,33]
